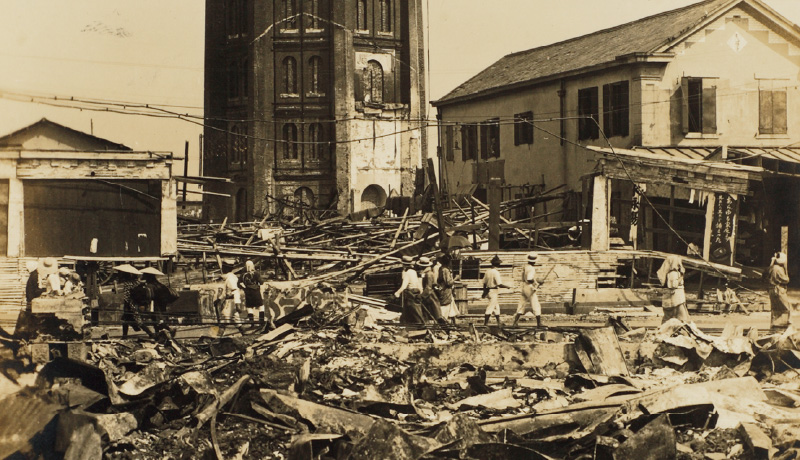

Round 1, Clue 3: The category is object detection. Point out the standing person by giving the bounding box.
[482,255,510,326]
[239,260,264,324]
[25,261,44,308]
[418,257,445,324]
[395,256,424,324]
[115,264,154,339]
[657,255,690,324]
[224,271,244,325]
[436,254,459,324]
[513,252,543,327]
[768,252,792,333]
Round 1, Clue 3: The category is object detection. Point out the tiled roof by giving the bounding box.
[433,0,735,106]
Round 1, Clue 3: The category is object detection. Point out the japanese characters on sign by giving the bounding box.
[709,192,737,265]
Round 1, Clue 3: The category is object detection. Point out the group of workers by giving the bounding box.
[654,252,792,333]
[113,264,178,339]
[394,253,459,326]
[25,257,84,303]
[223,260,270,328]
[394,251,545,328]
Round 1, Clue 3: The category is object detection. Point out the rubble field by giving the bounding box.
[3,298,800,460]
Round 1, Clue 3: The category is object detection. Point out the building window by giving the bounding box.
[239,124,248,165]
[759,88,787,135]
[480,119,500,159]
[241,58,248,99]
[283,123,298,160]
[228,60,240,99]
[444,125,456,161]
[309,56,322,95]
[282,0,297,29]
[514,111,534,145]
[228,124,247,165]
[307,123,323,161]
[283,56,297,95]
[603,80,629,138]
[461,124,477,161]
[379,0,392,33]
[356,0,367,30]
[308,0,321,29]
[364,60,383,103]
[681,77,717,135]
[578,87,599,140]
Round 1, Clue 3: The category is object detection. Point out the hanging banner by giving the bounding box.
[709,192,737,265]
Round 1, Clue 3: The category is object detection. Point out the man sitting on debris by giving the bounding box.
[395,255,424,324]
[768,252,792,333]
[482,255,510,326]
[418,256,446,325]
[513,252,543,328]
[718,281,748,315]
[657,255,690,324]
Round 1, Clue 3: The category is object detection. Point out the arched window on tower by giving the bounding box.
[307,123,323,161]
[283,56,297,95]
[364,60,383,104]
[379,0,392,33]
[356,0,367,30]
[309,56,322,95]
[283,123,298,160]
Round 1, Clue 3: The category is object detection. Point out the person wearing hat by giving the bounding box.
[25,260,45,307]
[768,252,791,333]
[225,271,245,327]
[395,255,424,324]
[418,256,445,324]
[37,258,61,296]
[435,253,458,324]
[239,260,264,325]
[482,255,510,326]
[513,252,543,327]
[114,264,155,339]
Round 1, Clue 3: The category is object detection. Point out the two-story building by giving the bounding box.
[433,0,800,274]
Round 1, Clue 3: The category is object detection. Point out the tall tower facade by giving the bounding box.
[203,0,427,221]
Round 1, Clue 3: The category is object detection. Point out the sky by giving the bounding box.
[1,0,799,176]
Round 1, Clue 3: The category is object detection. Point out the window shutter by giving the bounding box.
[480,123,488,160]
[461,126,467,161]
[619,81,630,137]
[445,126,454,161]
[602,84,611,137]
[681,77,690,134]
[514,116,520,146]
[702,80,717,135]
[528,111,534,144]
[774,90,787,134]
[759,90,773,134]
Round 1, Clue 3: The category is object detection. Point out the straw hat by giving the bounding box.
[527,252,538,263]
[140,267,165,276]
[490,255,502,267]
[58,267,71,277]
[114,264,141,275]
[37,258,58,275]
[401,255,415,266]
[25,261,38,273]
[416,256,432,268]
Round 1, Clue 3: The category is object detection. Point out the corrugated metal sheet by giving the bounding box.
[631,146,800,165]
[0,392,62,458]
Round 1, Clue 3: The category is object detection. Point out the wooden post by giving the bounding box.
[590,176,610,251]
[426,158,447,248]
[488,178,502,250]
[182,141,189,203]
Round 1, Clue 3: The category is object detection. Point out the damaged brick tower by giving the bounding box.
[203,0,427,221]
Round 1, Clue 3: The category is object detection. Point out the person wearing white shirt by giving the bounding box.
[482,255,510,326]
[513,253,543,327]
[395,256,424,324]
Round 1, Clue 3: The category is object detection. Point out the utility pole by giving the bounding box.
[182,141,189,203]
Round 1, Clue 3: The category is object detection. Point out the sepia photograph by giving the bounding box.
[2,0,800,458]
